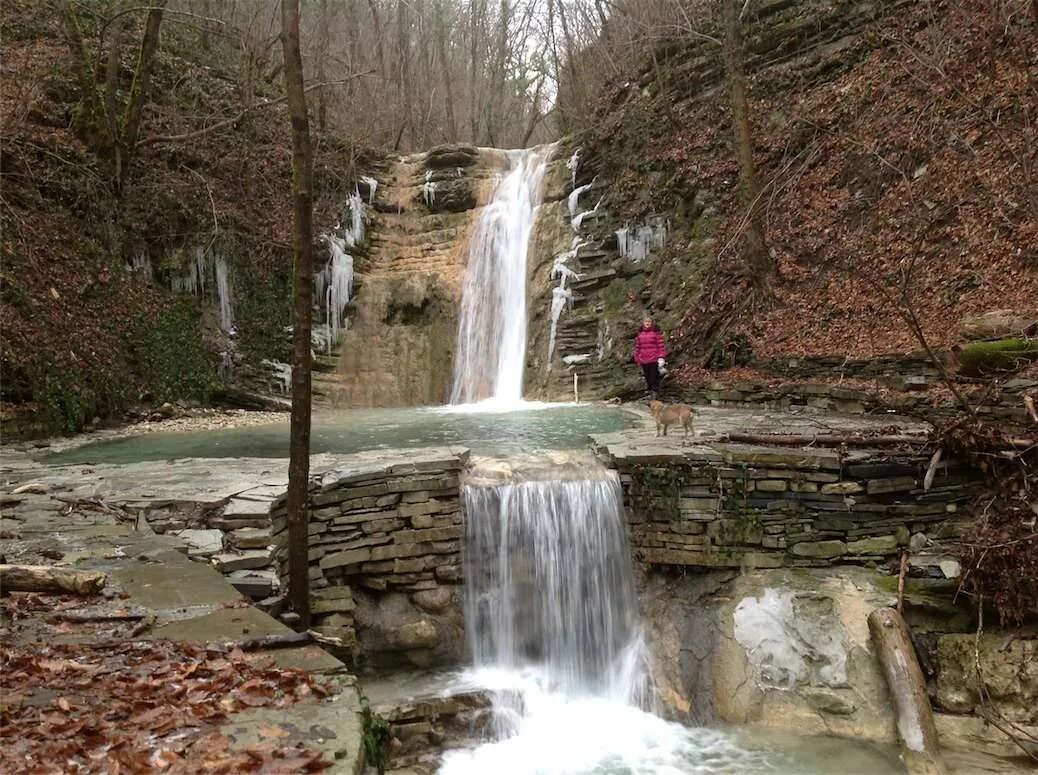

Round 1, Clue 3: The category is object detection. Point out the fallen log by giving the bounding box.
[724,432,929,447]
[219,632,311,651]
[723,432,1036,450]
[51,610,147,623]
[0,565,107,595]
[868,607,947,775]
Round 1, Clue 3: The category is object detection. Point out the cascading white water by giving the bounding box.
[450,147,552,405]
[442,461,769,774]
[461,470,648,704]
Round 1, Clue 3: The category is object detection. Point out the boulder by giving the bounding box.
[392,620,439,650]
[959,310,1037,341]
[413,587,453,614]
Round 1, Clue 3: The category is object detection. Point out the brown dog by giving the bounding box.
[648,400,695,439]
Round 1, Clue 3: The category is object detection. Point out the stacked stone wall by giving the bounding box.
[597,440,979,571]
[270,448,468,667]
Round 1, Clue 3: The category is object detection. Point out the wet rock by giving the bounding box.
[791,540,847,559]
[227,569,277,599]
[228,527,271,549]
[939,558,961,578]
[393,620,439,650]
[213,549,271,572]
[176,528,224,557]
[412,587,453,614]
[845,535,897,555]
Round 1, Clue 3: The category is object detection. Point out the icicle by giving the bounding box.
[341,188,366,247]
[130,253,152,280]
[563,353,591,365]
[262,359,292,393]
[615,226,630,259]
[323,236,354,353]
[359,175,378,204]
[423,170,438,207]
[568,182,593,219]
[566,148,581,188]
[551,253,580,289]
[547,285,573,365]
[571,198,602,232]
[616,216,668,262]
[596,320,612,362]
[214,256,233,331]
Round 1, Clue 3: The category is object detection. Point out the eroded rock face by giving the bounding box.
[935,634,1038,724]
[643,567,898,743]
[352,589,464,671]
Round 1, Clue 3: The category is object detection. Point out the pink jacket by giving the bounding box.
[634,327,667,365]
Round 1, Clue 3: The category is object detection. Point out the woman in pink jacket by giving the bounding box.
[633,316,667,397]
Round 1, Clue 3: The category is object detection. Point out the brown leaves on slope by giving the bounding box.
[0,640,334,773]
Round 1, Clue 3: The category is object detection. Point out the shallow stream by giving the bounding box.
[45,403,636,465]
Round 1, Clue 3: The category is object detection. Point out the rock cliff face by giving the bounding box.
[316,147,531,407]
[521,0,1037,397]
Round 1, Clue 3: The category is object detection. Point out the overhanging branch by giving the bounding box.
[137,74,372,147]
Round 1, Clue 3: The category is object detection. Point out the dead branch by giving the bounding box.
[218,632,311,651]
[0,565,107,595]
[137,75,373,147]
[51,609,147,623]
[1024,394,1038,425]
[723,431,929,447]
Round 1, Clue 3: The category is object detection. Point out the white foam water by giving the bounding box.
[441,469,768,775]
[450,146,552,404]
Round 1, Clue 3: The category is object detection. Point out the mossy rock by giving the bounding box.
[953,337,1038,376]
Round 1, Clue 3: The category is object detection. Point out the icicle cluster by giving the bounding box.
[423,170,437,207]
[130,253,152,281]
[616,216,669,262]
[359,175,378,205]
[315,183,369,353]
[262,359,292,393]
[170,247,233,331]
[566,148,581,188]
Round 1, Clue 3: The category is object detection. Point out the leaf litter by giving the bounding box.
[0,637,336,773]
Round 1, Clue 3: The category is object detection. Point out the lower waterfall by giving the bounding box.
[441,461,766,774]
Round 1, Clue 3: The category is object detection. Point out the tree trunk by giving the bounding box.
[0,565,107,595]
[118,0,167,190]
[316,0,330,132]
[435,0,457,141]
[721,0,771,294]
[280,0,313,628]
[867,607,947,775]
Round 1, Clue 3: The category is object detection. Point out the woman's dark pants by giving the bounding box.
[641,361,661,394]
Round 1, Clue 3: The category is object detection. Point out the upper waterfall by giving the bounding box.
[449,146,553,405]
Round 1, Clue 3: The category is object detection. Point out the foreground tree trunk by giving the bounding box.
[280,0,313,627]
[867,607,947,775]
[721,0,771,296]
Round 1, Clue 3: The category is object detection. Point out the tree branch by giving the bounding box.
[137,75,372,147]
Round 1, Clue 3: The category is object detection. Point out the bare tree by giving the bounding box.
[61,0,168,191]
[721,0,771,297]
[280,0,314,627]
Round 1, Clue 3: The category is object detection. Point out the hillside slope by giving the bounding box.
[573,0,1036,374]
[1,1,362,434]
